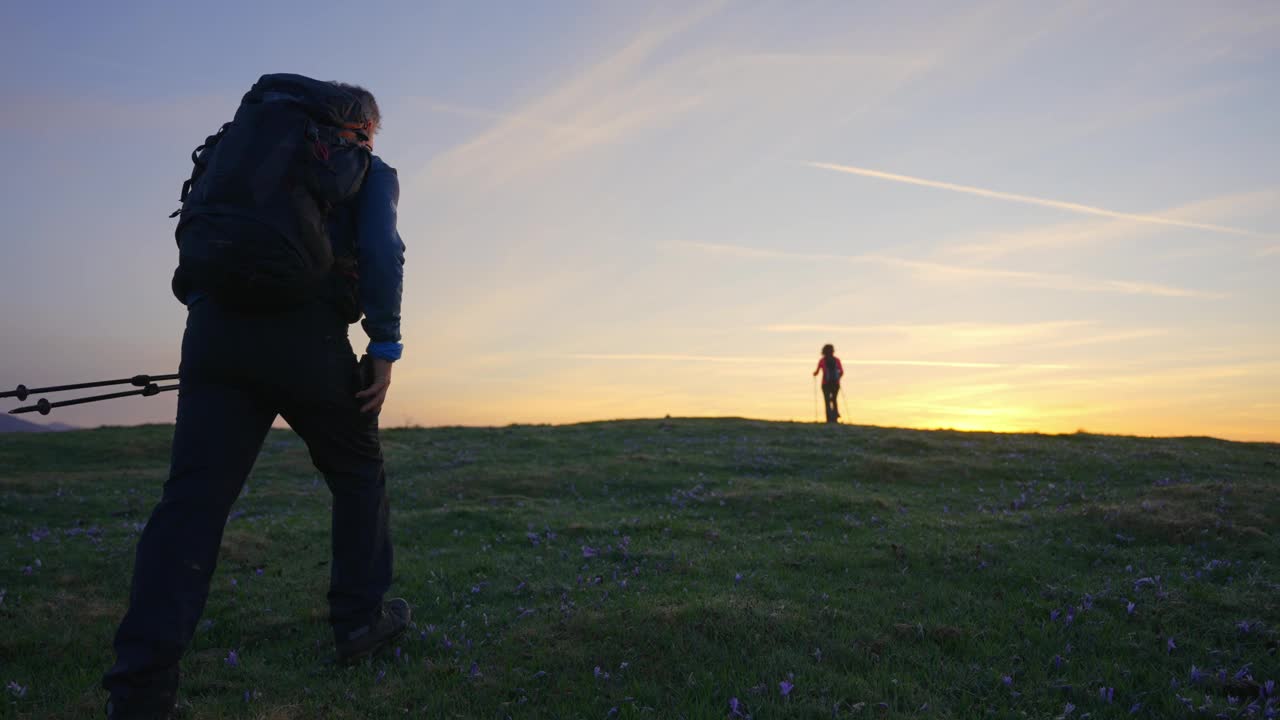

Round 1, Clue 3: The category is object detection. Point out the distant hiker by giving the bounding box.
[813,344,844,423]
[103,75,409,720]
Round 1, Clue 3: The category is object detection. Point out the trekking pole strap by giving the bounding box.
[9,384,179,415]
[1,373,179,401]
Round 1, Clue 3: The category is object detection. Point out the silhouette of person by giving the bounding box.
[813,344,843,423]
[103,80,409,720]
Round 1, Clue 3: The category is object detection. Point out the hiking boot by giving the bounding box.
[335,598,411,664]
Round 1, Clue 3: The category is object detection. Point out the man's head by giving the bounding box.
[822,343,835,357]
[331,81,381,145]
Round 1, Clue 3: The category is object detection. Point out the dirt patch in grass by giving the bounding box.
[221,529,273,566]
[855,455,929,483]
[1091,481,1273,544]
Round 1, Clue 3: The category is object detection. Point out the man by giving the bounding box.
[813,343,844,423]
[103,80,409,719]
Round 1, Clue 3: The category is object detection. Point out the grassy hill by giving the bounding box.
[1,419,1277,719]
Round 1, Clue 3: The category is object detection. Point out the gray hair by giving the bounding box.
[331,81,381,133]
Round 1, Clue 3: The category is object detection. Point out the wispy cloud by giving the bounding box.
[422,2,725,187]
[674,241,1223,299]
[941,189,1280,261]
[562,353,1071,370]
[763,321,1089,340]
[764,322,1170,352]
[807,162,1276,240]
[1038,329,1169,349]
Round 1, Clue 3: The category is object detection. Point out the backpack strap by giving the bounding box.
[169,123,230,218]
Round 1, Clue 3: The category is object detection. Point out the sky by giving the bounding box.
[1,1,1277,441]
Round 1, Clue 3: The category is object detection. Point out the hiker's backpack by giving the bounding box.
[825,356,841,384]
[169,73,372,309]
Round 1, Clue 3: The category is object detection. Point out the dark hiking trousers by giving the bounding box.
[102,297,392,704]
[823,383,840,423]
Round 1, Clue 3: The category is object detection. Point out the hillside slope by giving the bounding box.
[1,419,1277,718]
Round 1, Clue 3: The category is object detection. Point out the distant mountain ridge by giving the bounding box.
[0,415,78,433]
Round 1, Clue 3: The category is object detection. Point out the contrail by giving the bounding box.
[808,162,1274,239]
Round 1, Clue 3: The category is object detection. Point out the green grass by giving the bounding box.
[1,419,1278,719]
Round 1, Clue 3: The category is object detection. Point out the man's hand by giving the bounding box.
[356,357,394,414]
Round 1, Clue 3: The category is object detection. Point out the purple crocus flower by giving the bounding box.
[1190,665,1205,684]
[779,680,794,697]
[1126,600,1136,616]
[1051,609,1061,622]
[581,546,599,558]
[1166,637,1176,653]
[225,650,239,668]
[734,573,743,584]
[6,681,27,699]
[729,697,745,717]
[375,669,386,683]
[1100,687,1114,703]
[1238,621,1253,634]
[1002,675,1013,688]
[469,662,481,678]
[1063,702,1075,716]
[1052,655,1065,669]
[1129,702,1142,714]
[1264,680,1275,697]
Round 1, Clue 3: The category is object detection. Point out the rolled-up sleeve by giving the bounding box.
[357,156,407,361]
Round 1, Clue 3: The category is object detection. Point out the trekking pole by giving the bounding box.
[9,383,179,416]
[812,375,818,422]
[1,374,179,402]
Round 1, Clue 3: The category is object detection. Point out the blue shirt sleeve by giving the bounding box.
[357,156,406,361]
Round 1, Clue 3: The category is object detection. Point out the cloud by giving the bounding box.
[763,321,1089,340]
[673,241,1223,299]
[941,189,1280,261]
[807,162,1277,240]
[1037,329,1169,349]
[421,2,726,188]
[562,353,1070,370]
[763,322,1171,354]
[0,93,235,135]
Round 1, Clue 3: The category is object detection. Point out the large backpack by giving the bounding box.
[170,73,372,310]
